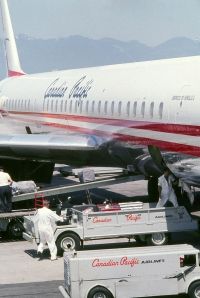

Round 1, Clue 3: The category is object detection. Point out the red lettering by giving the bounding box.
[120,257,139,267]
[126,214,141,222]
[92,258,119,267]
[92,217,112,223]
[92,257,139,268]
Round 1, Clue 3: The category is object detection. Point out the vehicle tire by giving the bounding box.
[56,232,81,256]
[188,281,200,298]
[134,235,146,245]
[7,220,24,239]
[146,232,168,246]
[87,286,114,298]
[0,231,8,239]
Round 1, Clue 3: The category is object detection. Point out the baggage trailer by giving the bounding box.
[59,243,200,298]
[23,204,198,254]
[0,209,35,239]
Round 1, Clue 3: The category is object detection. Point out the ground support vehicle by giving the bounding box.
[23,203,198,254]
[59,244,200,298]
[8,173,138,239]
[0,209,35,239]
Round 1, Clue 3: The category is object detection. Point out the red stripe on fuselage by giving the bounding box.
[9,111,200,137]
[8,113,200,157]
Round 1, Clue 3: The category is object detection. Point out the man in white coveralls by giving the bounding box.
[35,199,63,261]
[156,168,178,208]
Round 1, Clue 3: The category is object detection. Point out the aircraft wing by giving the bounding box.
[0,133,109,162]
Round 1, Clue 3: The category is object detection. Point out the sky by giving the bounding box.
[2,0,200,46]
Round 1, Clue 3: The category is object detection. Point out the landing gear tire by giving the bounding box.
[147,232,168,246]
[188,281,200,298]
[56,232,81,256]
[87,286,114,298]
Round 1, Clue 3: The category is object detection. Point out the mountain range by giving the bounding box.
[0,35,200,78]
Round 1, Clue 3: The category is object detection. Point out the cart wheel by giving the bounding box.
[0,231,8,239]
[147,232,168,246]
[7,220,24,239]
[56,232,81,256]
[188,281,200,298]
[87,286,114,298]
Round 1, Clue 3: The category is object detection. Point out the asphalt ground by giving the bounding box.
[0,172,199,297]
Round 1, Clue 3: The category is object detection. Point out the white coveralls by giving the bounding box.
[34,207,63,260]
[156,174,178,208]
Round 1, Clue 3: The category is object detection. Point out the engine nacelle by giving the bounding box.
[134,153,163,178]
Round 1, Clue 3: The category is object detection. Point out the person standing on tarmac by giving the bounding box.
[34,199,64,261]
[156,168,178,208]
[0,166,13,212]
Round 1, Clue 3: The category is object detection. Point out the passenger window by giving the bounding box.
[150,102,154,118]
[86,101,89,114]
[159,102,164,119]
[141,101,145,117]
[43,99,45,111]
[51,100,54,112]
[75,100,78,113]
[118,101,122,115]
[92,100,95,113]
[55,100,58,112]
[111,101,114,115]
[60,100,63,112]
[64,100,68,113]
[69,100,73,113]
[126,101,130,116]
[80,100,83,113]
[104,101,108,114]
[21,99,24,109]
[46,100,49,111]
[133,101,137,117]
[98,101,101,114]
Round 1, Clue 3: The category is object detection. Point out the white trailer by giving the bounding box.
[59,244,200,298]
[23,203,198,254]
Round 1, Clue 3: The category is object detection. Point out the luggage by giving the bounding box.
[12,180,38,195]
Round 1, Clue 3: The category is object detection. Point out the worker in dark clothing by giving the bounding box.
[0,167,13,212]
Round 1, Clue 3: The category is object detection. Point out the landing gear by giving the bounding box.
[147,176,159,202]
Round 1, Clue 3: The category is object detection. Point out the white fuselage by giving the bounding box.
[1,55,200,186]
[0,56,200,156]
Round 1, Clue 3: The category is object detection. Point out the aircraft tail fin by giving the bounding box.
[0,0,25,77]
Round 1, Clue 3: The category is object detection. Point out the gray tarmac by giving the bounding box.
[0,172,198,297]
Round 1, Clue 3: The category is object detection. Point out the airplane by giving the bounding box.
[0,0,200,199]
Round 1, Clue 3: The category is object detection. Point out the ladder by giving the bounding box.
[34,193,44,209]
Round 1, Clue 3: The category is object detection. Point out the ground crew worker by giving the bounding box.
[34,199,64,261]
[0,166,13,212]
[156,168,178,208]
